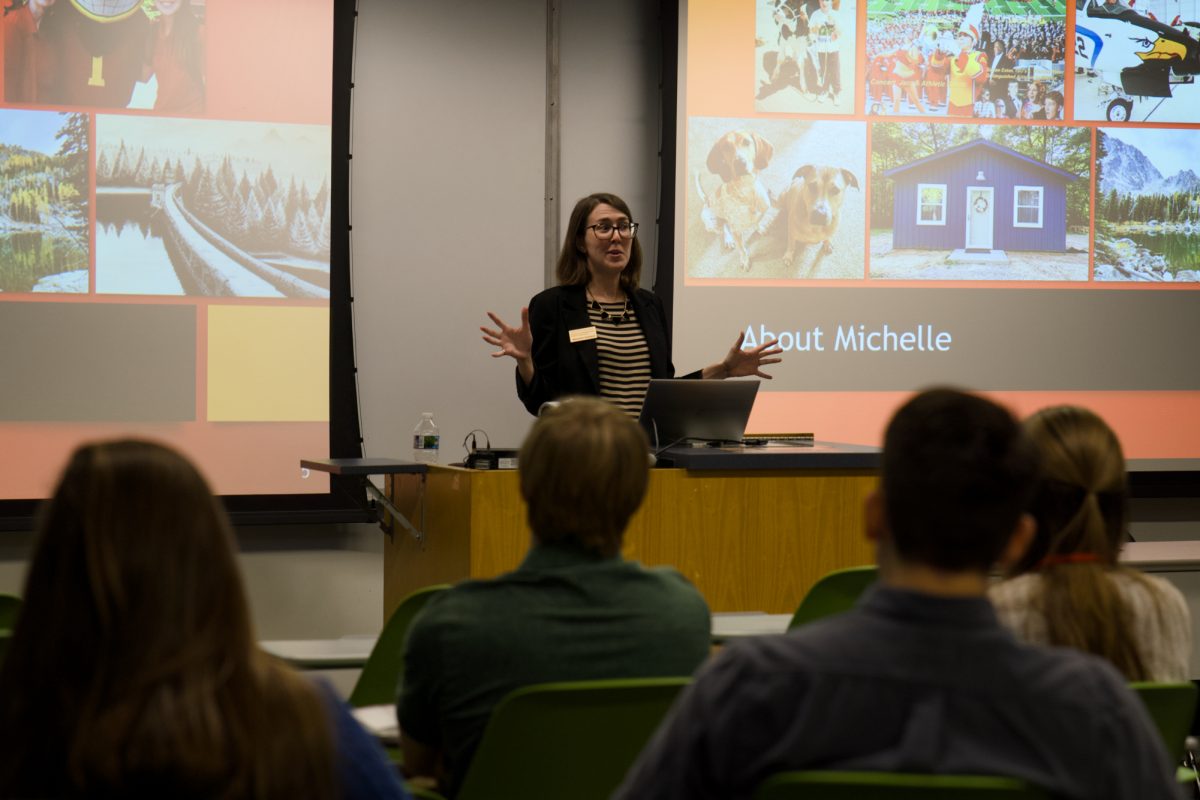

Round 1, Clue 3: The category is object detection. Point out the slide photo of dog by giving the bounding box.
[755,0,857,115]
[687,117,866,281]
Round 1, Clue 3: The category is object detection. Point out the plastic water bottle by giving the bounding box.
[412,412,440,464]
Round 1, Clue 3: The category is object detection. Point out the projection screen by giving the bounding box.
[672,0,1200,462]
[0,0,355,517]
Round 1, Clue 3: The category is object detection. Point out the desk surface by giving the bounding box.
[1122,541,1200,571]
[262,613,795,669]
[656,440,881,470]
[300,458,427,476]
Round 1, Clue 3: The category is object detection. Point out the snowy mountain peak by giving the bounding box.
[1099,134,1162,196]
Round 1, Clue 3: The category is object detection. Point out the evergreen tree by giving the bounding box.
[96,151,111,183]
[244,187,264,245]
[110,142,129,185]
[284,177,300,226]
[314,177,329,217]
[218,155,237,201]
[289,209,314,255]
[261,196,287,250]
[55,112,88,196]
[194,167,228,228]
[258,165,278,199]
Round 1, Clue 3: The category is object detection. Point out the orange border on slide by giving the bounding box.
[0,421,330,500]
[748,390,1200,459]
[682,0,1200,291]
[0,2,336,503]
[684,0,1200,460]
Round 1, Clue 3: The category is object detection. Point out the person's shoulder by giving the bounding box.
[630,288,667,318]
[531,284,582,303]
[624,562,710,608]
[1117,570,1191,617]
[1008,637,1137,713]
[694,628,828,701]
[630,287,664,305]
[528,284,584,316]
[409,576,510,628]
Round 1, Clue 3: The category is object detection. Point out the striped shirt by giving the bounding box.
[588,300,652,417]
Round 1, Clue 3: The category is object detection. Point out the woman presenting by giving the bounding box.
[482,192,782,416]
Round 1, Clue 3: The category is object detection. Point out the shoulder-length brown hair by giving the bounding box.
[0,440,337,798]
[1007,406,1163,680]
[555,192,643,291]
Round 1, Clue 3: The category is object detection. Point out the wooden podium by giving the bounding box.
[383,443,880,620]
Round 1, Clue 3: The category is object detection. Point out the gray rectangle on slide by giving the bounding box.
[0,303,195,421]
[676,287,1200,391]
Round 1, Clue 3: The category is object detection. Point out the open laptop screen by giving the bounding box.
[638,379,760,447]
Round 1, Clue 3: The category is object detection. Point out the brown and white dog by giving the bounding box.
[696,130,779,271]
[780,164,859,265]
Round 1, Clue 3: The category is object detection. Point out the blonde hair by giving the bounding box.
[1010,406,1160,680]
[0,440,337,798]
[519,397,650,556]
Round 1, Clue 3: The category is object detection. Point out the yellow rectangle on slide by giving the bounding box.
[207,306,328,422]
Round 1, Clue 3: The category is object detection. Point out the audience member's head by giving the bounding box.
[1013,405,1127,571]
[876,388,1038,574]
[1000,406,1161,679]
[0,439,337,798]
[519,396,650,557]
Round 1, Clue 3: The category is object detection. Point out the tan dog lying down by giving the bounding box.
[781,164,859,265]
[696,131,779,271]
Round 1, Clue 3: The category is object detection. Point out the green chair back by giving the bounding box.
[455,677,690,800]
[789,566,878,630]
[0,593,20,631]
[348,584,449,708]
[0,594,20,667]
[1130,681,1198,762]
[753,771,1051,799]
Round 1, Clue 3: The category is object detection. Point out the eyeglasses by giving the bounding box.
[586,220,639,239]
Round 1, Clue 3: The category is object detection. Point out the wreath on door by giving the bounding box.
[973,196,989,214]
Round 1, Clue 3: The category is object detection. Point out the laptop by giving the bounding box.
[638,379,760,448]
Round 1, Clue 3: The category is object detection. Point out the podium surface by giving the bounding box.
[384,442,880,619]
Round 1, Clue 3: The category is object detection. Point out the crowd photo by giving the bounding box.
[864,0,1066,118]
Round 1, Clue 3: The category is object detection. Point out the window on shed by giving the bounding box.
[1014,186,1044,228]
[917,184,946,225]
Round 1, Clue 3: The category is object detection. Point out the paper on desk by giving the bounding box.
[351,704,400,744]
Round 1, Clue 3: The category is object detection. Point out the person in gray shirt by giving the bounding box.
[616,387,1180,800]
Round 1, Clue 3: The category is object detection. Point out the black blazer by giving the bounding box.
[515,284,693,415]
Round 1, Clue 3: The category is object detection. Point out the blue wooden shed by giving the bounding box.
[883,138,1080,253]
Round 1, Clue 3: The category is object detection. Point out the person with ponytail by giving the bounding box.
[989,406,1191,681]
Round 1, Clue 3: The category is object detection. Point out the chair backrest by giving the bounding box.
[0,593,20,631]
[753,771,1051,799]
[455,677,690,800]
[0,594,19,670]
[348,584,449,708]
[789,566,878,630]
[1130,681,1198,762]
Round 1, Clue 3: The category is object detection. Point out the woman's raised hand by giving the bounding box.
[722,331,783,379]
[481,308,533,362]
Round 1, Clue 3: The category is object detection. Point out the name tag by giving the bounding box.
[569,326,598,343]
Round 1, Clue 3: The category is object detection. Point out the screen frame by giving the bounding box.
[656,0,1199,499]
[0,0,370,532]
